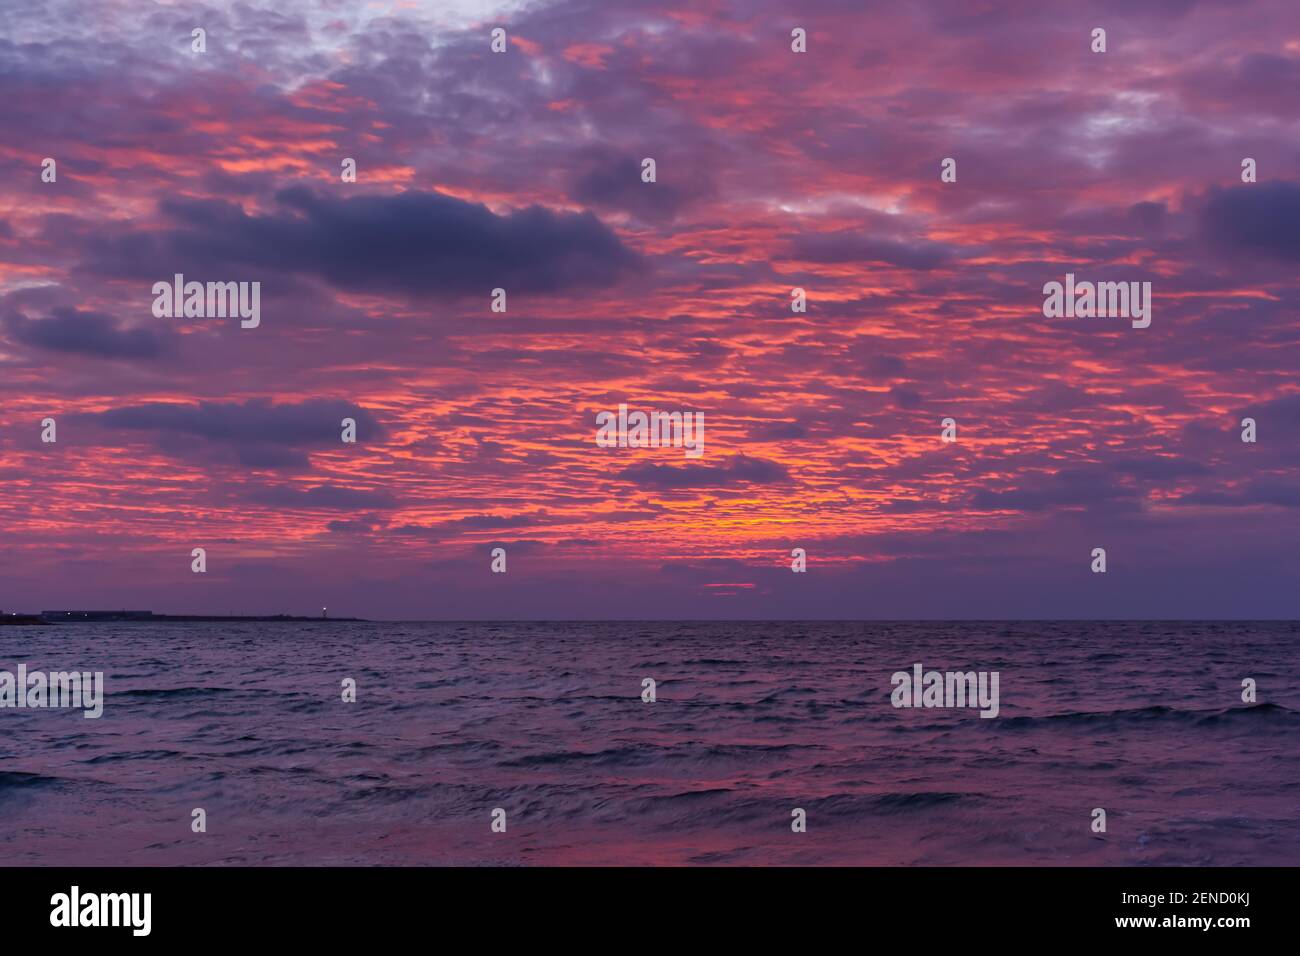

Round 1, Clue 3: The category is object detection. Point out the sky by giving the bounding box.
[1,0,1298,620]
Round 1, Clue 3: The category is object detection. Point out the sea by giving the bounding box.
[2,620,1297,865]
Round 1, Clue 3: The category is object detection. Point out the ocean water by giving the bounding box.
[1,620,1297,866]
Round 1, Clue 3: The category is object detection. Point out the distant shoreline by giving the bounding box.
[1,612,365,625]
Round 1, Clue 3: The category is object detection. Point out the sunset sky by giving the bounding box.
[2,0,1298,619]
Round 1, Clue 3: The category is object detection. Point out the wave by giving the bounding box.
[817,791,975,817]
[0,770,66,794]
[78,749,183,764]
[995,702,1298,730]
[616,788,978,829]
[498,741,813,770]
[112,686,244,699]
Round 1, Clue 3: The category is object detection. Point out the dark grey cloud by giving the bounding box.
[325,515,386,535]
[1245,392,1300,426]
[1111,457,1209,480]
[570,149,713,222]
[90,399,382,469]
[890,385,924,409]
[1200,181,1300,262]
[79,187,641,295]
[1177,479,1300,509]
[1127,200,1167,234]
[481,539,548,555]
[751,421,807,441]
[243,483,397,510]
[968,467,1139,513]
[4,307,168,359]
[618,454,791,489]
